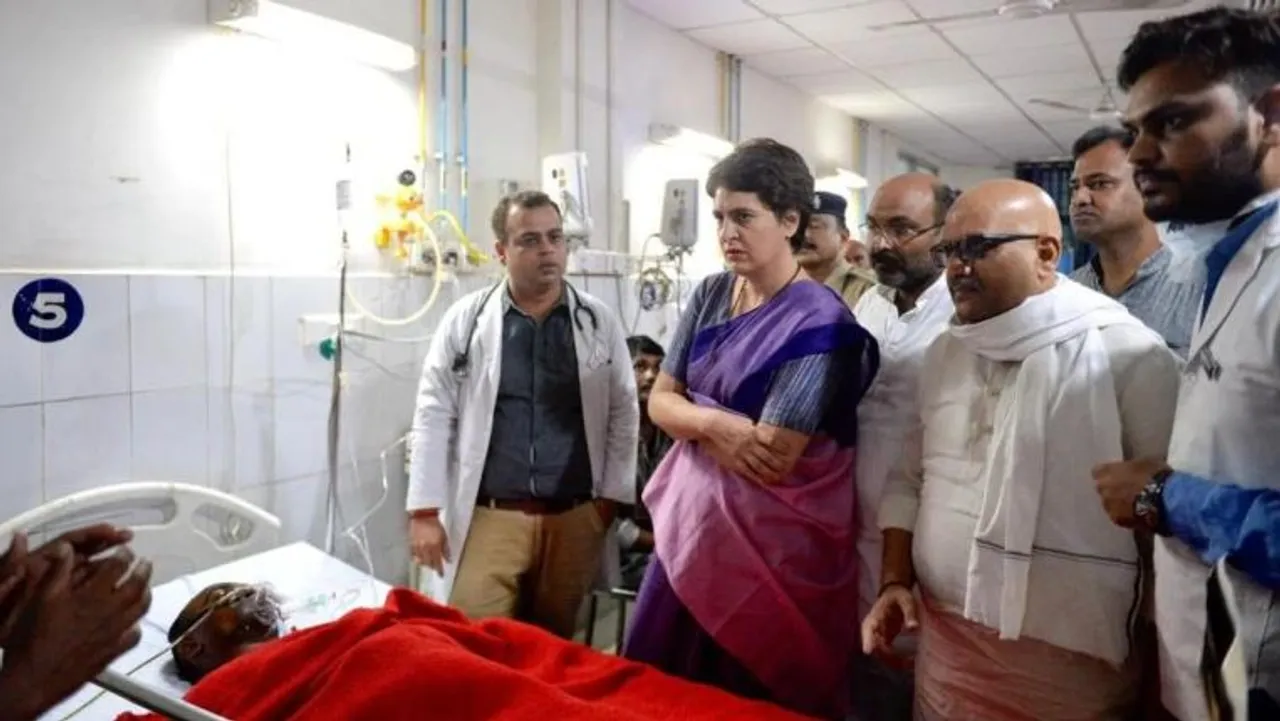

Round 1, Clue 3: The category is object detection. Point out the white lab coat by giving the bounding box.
[407,282,639,603]
[1156,193,1280,721]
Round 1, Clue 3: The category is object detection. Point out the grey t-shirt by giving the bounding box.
[1071,245,1202,359]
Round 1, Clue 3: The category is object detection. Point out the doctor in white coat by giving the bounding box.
[1091,10,1280,720]
[407,189,638,639]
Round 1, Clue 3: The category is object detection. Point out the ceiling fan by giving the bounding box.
[869,0,1192,31]
[1027,90,1123,122]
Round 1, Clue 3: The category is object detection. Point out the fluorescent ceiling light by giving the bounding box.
[817,167,869,190]
[648,123,735,159]
[209,0,418,72]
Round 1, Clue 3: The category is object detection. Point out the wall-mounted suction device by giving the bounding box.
[659,179,699,255]
[542,152,593,246]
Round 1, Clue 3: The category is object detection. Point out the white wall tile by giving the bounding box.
[41,275,131,402]
[206,276,273,390]
[207,389,274,490]
[130,275,207,392]
[272,383,332,481]
[238,473,328,548]
[132,388,209,483]
[0,405,45,522]
[0,275,43,406]
[43,394,132,500]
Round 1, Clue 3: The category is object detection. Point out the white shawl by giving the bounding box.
[947,276,1150,667]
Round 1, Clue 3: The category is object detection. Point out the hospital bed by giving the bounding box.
[0,483,391,721]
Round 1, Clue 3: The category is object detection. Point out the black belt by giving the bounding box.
[476,495,590,515]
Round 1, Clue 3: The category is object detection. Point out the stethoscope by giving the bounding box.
[451,281,600,377]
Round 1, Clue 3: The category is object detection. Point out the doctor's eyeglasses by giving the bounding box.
[930,233,1045,267]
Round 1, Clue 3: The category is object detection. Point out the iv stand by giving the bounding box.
[94,669,231,721]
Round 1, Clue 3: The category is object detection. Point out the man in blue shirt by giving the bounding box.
[1068,125,1201,358]
[1091,7,1280,720]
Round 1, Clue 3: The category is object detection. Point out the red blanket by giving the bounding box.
[117,589,810,720]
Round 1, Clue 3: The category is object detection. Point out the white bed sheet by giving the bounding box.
[40,542,391,721]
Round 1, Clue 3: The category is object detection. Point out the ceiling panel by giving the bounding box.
[782,2,917,43]
[1089,37,1135,82]
[824,91,921,121]
[1023,97,1111,124]
[1041,118,1106,149]
[882,115,957,136]
[866,59,985,90]
[967,42,1093,79]
[899,83,1010,112]
[997,71,1103,98]
[685,19,809,54]
[883,119,993,153]
[1075,8,1186,45]
[999,140,1063,162]
[751,0,875,14]
[793,69,884,94]
[930,101,1027,126]
[827,31,959,68]
[625,0,761,30]
[941,16,1078,55]
[906,0,1007,18]
[949,118,1046,144]
[744,47,849,77]
[947,148,1007,167]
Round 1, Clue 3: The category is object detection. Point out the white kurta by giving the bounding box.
[1156,193,1280,721]
[850,277,953,622]
[880,320,1181,720]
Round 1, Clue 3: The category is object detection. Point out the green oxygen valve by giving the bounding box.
[318,335,338,361]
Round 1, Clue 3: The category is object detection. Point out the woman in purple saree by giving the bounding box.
[622,139,879,720]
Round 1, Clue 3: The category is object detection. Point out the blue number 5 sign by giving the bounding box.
[12,278,85,343]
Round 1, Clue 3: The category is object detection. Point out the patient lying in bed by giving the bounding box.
[166,582,286,684]
[120,585,810,721]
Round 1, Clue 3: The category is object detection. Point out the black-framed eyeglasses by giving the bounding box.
[859,220,942,245]
[930,233,1042,267]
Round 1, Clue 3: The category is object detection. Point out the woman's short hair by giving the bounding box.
[706,138,815,251]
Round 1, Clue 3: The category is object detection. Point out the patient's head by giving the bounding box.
[170,582,284,683]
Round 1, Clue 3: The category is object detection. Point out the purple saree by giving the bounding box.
[623,279,879,720]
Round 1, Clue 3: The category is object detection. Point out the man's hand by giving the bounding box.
[634,530,655,553]
[0,524,136,644]
[1,541,152,719]
[1093,459,1167,528]
[861,584,918,658]
[409,514,451,577]
[593,499,618,527]
[0,533,31,645]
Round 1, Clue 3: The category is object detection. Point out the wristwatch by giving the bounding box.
[1133,467,1172,535]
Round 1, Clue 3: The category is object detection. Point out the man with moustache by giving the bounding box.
[408,190,637,638]
[1069,125,1203,358]
[615,335,671,587]
[1089,8,1280,720]
[846,173,958,721]
[864,179,1181,720]
[796,191,875,307]
[844,237,871,270]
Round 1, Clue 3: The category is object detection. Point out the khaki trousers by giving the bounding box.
[449,501,607,638]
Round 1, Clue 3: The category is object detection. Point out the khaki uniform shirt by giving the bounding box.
[824,259,876,309]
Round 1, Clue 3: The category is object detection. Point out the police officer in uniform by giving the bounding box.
[797,191,876,308]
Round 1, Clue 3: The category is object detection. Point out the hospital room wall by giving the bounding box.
[0,0,998,583]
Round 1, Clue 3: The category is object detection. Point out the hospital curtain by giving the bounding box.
[1015,161,1083,271]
